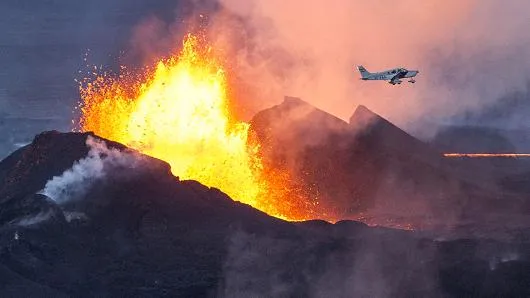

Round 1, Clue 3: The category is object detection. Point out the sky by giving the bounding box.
[212,0,530,137]
[1,0,530,157]
[0,0,182,157]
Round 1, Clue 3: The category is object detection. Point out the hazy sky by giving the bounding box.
[1,0,530,153]
[214,0,530,136]
[0,0,178,119]
[0,0,186,157]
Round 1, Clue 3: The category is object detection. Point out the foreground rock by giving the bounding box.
[0,131,528,297]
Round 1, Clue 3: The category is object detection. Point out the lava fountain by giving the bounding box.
[75,33,320,221]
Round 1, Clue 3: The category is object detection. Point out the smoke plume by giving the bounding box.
[41,136,143,204]
[207,0,530,137]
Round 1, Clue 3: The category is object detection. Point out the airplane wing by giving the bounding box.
[389,75,402,85]
[388,69,407,84]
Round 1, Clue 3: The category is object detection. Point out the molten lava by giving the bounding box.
[76,33,319,221]
[444,153,530,158]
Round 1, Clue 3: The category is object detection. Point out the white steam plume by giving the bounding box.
[11,210,55,227]
[40,136,142,204]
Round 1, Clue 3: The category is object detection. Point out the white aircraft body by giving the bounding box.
[357,65,419,85]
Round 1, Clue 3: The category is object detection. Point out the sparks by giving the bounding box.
[75,33,323,222]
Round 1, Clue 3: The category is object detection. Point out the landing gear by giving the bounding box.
[408,79,416,83]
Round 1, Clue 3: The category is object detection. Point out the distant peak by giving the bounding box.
[349,105,384,129]
[355,105,375,115]
[282,96,310,106]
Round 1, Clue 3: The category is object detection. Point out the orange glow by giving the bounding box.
[75,33,327,222]
[444,153,530,158]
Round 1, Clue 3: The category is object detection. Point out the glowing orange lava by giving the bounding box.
[75,33,320,222]
[444,153,530,158]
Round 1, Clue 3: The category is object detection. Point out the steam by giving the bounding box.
[41,136,142,204]
[11,210,54,227]
[220,227,440,297]
[489,252,521,270]
[208,0,530,137]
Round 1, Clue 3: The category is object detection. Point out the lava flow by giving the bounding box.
[75,33,320,222]
[444,153,530,158]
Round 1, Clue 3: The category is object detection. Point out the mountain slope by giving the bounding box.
[250,97,526,229]
[0,130,528,297]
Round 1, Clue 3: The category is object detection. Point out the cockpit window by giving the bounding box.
[391,70,396,74]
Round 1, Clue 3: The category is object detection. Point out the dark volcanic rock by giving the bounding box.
[0,130,170,204]
[0,131,295,296]
[349,104,441,161]
[0,130,528,297]
[250,97,365,216]
[250,97,523,230]
[0,193,65,227]
[252,97,443,218]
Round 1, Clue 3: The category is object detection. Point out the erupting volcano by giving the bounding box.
[75,33,320,222]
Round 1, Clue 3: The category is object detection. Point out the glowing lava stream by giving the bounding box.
[444,153,530,158]
[76,33,303,221]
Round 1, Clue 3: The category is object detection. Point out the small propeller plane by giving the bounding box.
[357,65,419,85]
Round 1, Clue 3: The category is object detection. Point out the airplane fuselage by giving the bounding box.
[357,66,419,85]
[360,69,419,80]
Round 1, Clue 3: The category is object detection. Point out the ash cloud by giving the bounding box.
[121,0,218,67]
[40,136,143,204]
[210,0,530,137]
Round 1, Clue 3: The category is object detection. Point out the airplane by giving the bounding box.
[357,65,419,85]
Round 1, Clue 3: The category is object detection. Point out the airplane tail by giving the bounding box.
[357,65,371,79]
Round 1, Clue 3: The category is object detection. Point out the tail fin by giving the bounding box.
[357,65,371,79]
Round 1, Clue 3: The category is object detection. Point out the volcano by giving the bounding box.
[1,106,530,296]
[250,97,528,231]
